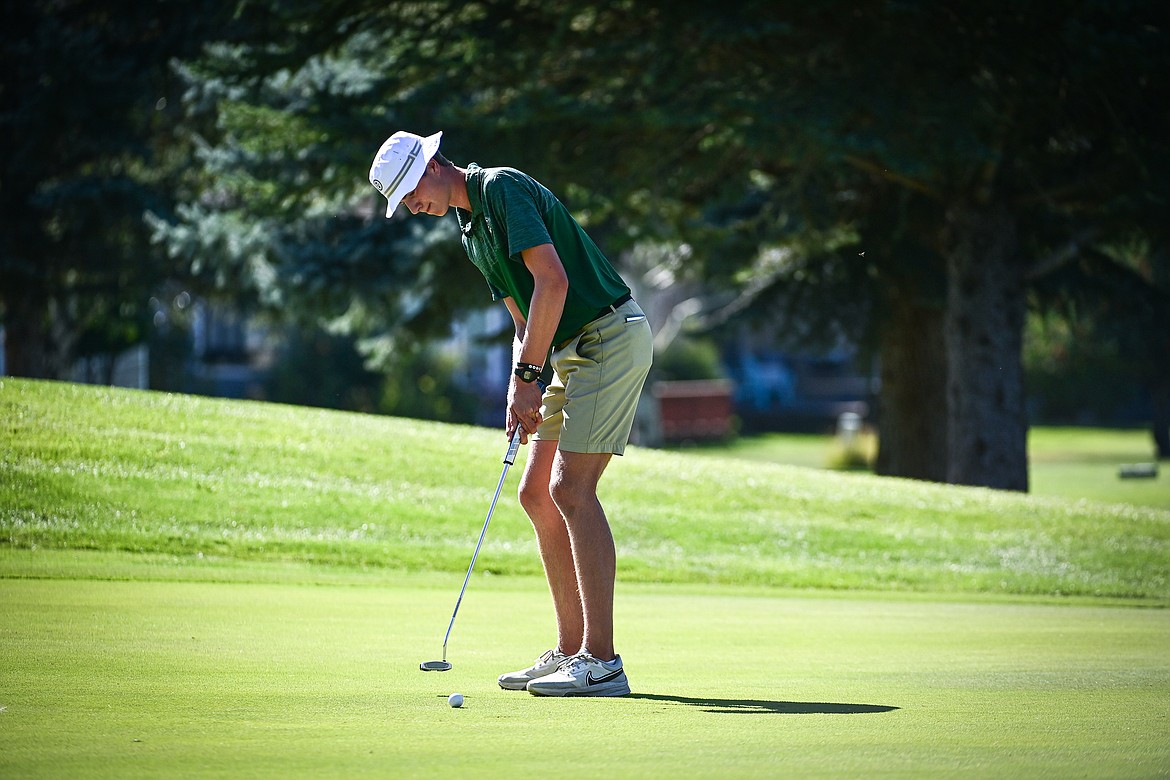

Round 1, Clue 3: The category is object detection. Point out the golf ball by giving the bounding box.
[448,693,464,708]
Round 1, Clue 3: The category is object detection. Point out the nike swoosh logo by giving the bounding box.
[586,668,625,686]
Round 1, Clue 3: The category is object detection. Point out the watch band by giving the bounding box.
[513,362,543,383]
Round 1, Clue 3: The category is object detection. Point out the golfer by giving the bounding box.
[370,131,652,697]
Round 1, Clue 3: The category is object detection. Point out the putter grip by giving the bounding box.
[503,378,546,465]
[504,427,523,465]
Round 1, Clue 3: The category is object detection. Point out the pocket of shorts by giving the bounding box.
[624,314,646,323]
[575,327,604,364]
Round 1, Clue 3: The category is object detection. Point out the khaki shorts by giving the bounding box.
[536,299,653,455]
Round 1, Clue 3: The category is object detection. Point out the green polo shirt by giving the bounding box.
[456,164,630,347]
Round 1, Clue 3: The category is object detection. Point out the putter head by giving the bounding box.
[420,660,452,672]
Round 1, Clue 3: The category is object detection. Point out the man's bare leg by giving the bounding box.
[548,449,616,661]
[517,439,583,655]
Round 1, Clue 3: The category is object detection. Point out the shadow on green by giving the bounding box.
[628,693,899,715]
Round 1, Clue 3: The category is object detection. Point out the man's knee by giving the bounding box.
[548,471,596,518]
[518,478,560,525]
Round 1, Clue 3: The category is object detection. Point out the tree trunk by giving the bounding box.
[3,293,49,378]
[1151,380,1170,460]
[875,298,949,481]
[1,292,77,380]
[943,204,1029,491]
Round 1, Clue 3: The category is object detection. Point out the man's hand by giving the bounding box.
[506,376,544,444]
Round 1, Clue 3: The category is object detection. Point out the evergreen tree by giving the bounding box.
[160,0,1169,489]
[0,0,229,377]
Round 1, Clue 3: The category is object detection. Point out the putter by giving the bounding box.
[420,423,527,672]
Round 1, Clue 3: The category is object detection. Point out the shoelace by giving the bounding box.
[558,652,595,673]
[536,649,566,668]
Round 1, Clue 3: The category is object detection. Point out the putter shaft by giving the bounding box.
[440,426,525,661]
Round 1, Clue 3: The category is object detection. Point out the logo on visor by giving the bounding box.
[372,179,384,192]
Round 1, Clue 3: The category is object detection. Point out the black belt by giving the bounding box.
[590,293,632,322]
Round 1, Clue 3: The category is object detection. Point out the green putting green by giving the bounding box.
[2,558,1167,779]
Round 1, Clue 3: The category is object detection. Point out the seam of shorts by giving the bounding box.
[587,326,605,441]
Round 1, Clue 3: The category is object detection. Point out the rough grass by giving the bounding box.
[2,378,1167,602]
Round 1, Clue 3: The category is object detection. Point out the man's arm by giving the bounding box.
[517,242,568,365]
[502,242,567,441]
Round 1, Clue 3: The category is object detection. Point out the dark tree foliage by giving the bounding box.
[10,0,1167,488]
[0,0,231,377]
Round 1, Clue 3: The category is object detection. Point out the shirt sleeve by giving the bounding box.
[484,170,553,259]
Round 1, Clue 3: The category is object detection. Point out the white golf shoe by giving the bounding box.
[498,648,570,690]
[525,650,630,697]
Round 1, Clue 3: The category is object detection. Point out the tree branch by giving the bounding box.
[1024,228,1099,282]
[843,155,941,200]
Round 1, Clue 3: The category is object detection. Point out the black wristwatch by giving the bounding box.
[513,362,543,383]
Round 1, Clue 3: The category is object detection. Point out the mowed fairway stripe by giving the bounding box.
[1,572,1168,778]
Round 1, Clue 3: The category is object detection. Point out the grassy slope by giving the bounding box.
[2,378,1168,601]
